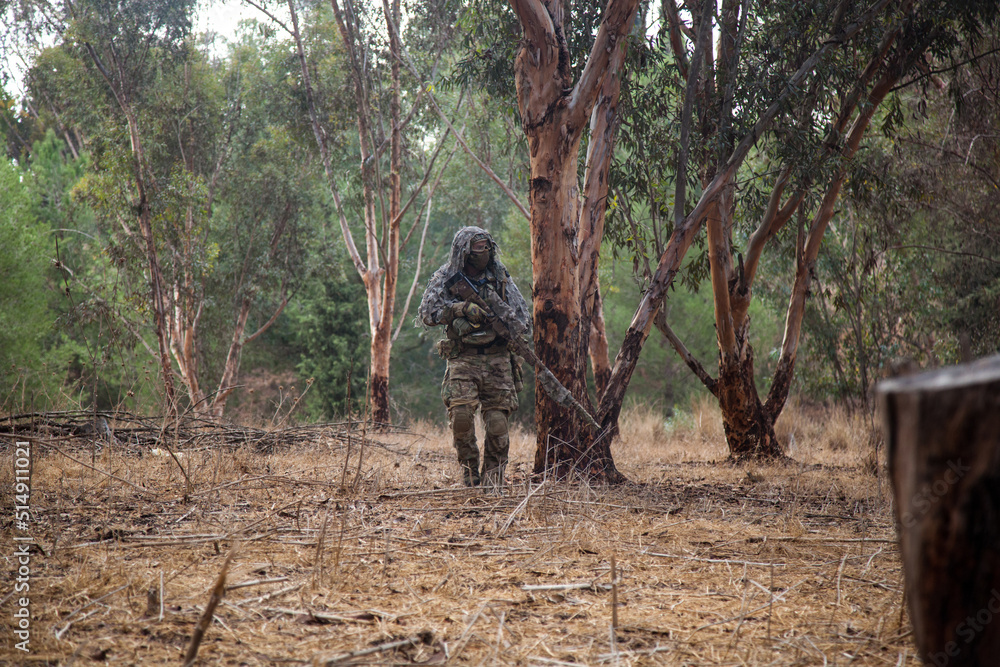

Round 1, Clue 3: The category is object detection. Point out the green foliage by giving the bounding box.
[287,266,369,420]
[3,0,998,425]
[0,160,55,407]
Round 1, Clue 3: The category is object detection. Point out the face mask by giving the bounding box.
[469,250,491,271]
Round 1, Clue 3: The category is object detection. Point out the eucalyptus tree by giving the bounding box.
[483,0,634,482]
[800,26,1000,404]
[599,0,1000,460]
[239,0,459,425]
[12,0,315,417]
[477,0,1000,476]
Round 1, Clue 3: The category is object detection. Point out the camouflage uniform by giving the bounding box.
[418,227,530,488]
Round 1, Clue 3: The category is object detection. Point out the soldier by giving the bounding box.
[418,226,530,489]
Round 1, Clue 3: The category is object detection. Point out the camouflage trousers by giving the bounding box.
[441,351,518,485]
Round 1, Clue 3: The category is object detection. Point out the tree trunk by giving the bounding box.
[125,110,178,415]
[526,127,593,478]
[589,284,611,398]
[880,355,1000,667]
[579,26,626,405]
[766,61,903,421]
[706,184,785,459]
[511,0,638,482]
[325,0,400,426]
[365,0,403,427]
[716,336,781,459]
[79,42,180,414]
[596,207,706,431]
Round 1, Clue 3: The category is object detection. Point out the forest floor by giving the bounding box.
[1,399,917,665]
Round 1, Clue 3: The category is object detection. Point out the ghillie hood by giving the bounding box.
[418,226,530,330]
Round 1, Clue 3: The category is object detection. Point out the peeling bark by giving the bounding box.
[716,341,782,460]
[589,284,611,398]
[579,21,626,405]
[598,0,902,458]
[512,0,639,483]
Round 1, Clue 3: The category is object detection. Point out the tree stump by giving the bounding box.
[879,355,1000,667]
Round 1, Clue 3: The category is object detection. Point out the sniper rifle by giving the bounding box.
[444,272,600,431]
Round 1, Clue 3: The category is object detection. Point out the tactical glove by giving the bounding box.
[451,317,477,337]
[448,300,487,324]
[462,301,489,324]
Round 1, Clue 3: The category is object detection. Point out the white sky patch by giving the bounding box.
[196,0,260,37]
[195,0,285,53]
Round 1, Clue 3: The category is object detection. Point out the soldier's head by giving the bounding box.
[466,231,494,275]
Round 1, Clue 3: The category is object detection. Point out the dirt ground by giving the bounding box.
[1,401,917,665]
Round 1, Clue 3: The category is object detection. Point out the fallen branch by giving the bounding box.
[498,481,549,537]
[314,636,421,665]
[54,585,128,641]
[645,552,788,568]
[46,442,157,499]
[522,583,611,592]
[226,576,290,591]
[234,583,303,606]
[263,606,385,625]
[182,547,236,667]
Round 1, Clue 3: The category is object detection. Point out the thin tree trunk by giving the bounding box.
[328,0,390,423]
[368,0,403,426]
[83,39,179,413]
[578,20,628,406]
[766,59,904,418]
[589,284,611,398]
[705,182,784,458]
[209,202,292,417]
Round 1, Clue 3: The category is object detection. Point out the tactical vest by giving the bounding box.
[445,270,508,350]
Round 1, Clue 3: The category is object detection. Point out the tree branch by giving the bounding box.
[891,44,1000,92]
[383,9,530,220]
[674,0,713,228]
[397,92,464,249]
[741,167,799,289]
[241,0,293,35]
[654,307,718,396]
[663,0,690,81]
[509,0,556,48]
[286,0,366,277]
[244,292,290,345]
[393,197,433,344]
[567,0,640,129]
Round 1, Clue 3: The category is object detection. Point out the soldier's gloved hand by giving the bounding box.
[452,317,476,337]
[444,301,465,323]
[462,301,488,325]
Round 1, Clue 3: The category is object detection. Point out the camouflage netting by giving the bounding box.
[417,226,530,331]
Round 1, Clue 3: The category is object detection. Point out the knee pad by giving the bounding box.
[484,410,508,438]
[452,405,475,437]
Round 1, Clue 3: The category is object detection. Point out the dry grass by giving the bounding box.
[0,400,914,665]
